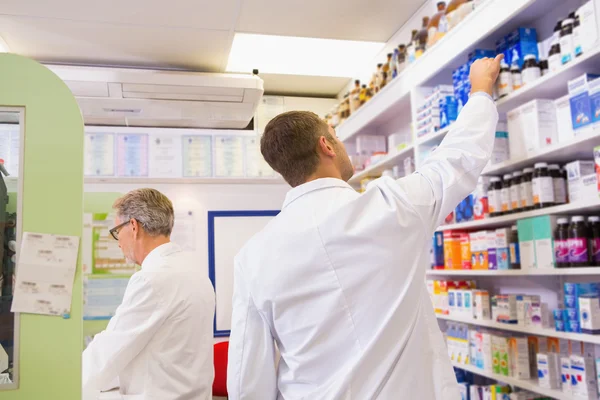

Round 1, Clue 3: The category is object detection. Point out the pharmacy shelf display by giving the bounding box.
[438,313,600,345]
[451,361,571,400]
[426,267,600,277]
[348,146,414,185]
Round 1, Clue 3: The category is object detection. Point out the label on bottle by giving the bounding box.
[498,71,513,97]
[574,26,583,57]
[593,238,600,263]
[553,177,567,204]
[532,176,555,205]
[510,183,521,210]
[510,242,520,265]
[500,187,511,212]
[520,181,533,208]
[560,35,574,64]
[548,54,562,72]
[555,239,570,264]
[569,237,589,264]
[488,189,500,214]
[522,67,541,85]
[512,73,523,90]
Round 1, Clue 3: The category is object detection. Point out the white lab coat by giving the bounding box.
[227,94,498,400]
[83,242,215,400]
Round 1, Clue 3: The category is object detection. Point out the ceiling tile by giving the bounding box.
[0,0,240,30]
[0,16,232,72]
[236,0,427,42]
[260,73,349,97]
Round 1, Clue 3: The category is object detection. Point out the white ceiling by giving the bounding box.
[0,0,427,96]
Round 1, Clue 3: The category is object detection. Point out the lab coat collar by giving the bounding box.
[141,242,182,269]
[283,178,354,209]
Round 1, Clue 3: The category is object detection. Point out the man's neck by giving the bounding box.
[305,168,343,183]
[139,236,171,265]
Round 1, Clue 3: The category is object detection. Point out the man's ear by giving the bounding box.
[131,219,139,239]
[317,136,336,157]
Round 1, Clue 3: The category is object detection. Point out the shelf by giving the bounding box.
[439,314,600,345]
[496,45,600,115]
[451,362,571,400]
[415,125,452,147]
[426,267,600,277]
[437,197,600,231]
[483,128,600,176]
[84,177,287,185]
[348,146,414,184]
[337,0,532,143]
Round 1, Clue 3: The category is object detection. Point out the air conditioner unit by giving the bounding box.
[46,65,264,129]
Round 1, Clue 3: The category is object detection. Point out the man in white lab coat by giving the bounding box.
[82,188,215,400]
[227,55,503,400]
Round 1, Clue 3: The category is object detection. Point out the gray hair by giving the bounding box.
[113,188,174,237]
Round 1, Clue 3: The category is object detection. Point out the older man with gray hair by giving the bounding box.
[82,188,215,400]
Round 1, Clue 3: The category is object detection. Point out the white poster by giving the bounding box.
[11,232,80,317]
[171,210,196,252]
[244,136,274,178]
[116,134,149,177]
[84,133,115,176]
[256,96,284,133]
[83,276,130,320]
[149,135,182,178]
[182,136,212,177]
[214,136,244,177]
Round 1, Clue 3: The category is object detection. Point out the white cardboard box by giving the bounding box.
[555,95,576,143]
[566,160,597,203]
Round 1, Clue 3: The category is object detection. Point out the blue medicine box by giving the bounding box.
[589,77,600,124]
[568,74,600,131]
[455,194,474,223]
[440,96,458,129]
[468,49,495,64]
[508,27,538,44]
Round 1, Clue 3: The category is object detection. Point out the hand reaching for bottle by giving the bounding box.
[469,54,504,97]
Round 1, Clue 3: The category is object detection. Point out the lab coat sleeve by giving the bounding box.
[82,273,168,393]
[227,259,278,400]
[395,93,498,234]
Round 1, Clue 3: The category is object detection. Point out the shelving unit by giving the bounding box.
[84,177,286,185]
[415,125,453,147]
[427,267,600,276]
[452,361,571,400]
[439,313,600,344]
[437,197,600,231]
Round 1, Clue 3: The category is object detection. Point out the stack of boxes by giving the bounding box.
[427,279,476,315]
[516,216,557,271]
[496,27,539,68]
[415,85,455,138]
[452,50,495,113]
[353,134,387,171]
[554,283,600,335]
[568,73,600,136]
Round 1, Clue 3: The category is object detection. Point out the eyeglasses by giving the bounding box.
[109,220,130,241]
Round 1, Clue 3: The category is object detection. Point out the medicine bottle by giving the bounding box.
[560,18,575,64]
[497,61,513,98]
[569,216,590,267]
[520,167,534,211]
[359,85,368,106]
[511,64,523,91]
[509,225,520,269]
[501,174,513,214]
[532,162,554,209]
[522,55,541,85]
[548,41,562,72]
[510,171,523,212]
[397,44,407,74]
[488,177,502,217]
[589,216,600,266]
[549,164,567,205]
[555,218,570,268]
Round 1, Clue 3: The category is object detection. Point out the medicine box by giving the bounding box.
[565,160,598,203]
[491,129,510,166]
[561,357,572,394]
[532,215,557,269]
[568,73,600,132]
[517,295,535,327]
[356,135,387,155]
[509,337,530,379]
[486,231,497,270]
[537,352,561,389]
[555,95,576,143]
[519,99,559,152]
[455,194,474,224]
[492,335,510,376]
[448,289,458,316]
[462,290,474,318]
[580,295,600,334]
[439,96,458,129]
[469,232,481,269]
[495,294,518,324]
[474,290,491,320]
[517,218,536,269]
[443,230,464,269]
[387,133,409,153]
[528,336,547,378]
[431,232,444,269]
[588,77,600,125]
[548,337,570,357]
[496,228,511,270]
[570,355,598,399]
[531,301,551,329]
[507,107,526,161]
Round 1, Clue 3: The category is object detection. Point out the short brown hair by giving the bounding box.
[113,188,174,237]
[261,111,333,187]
